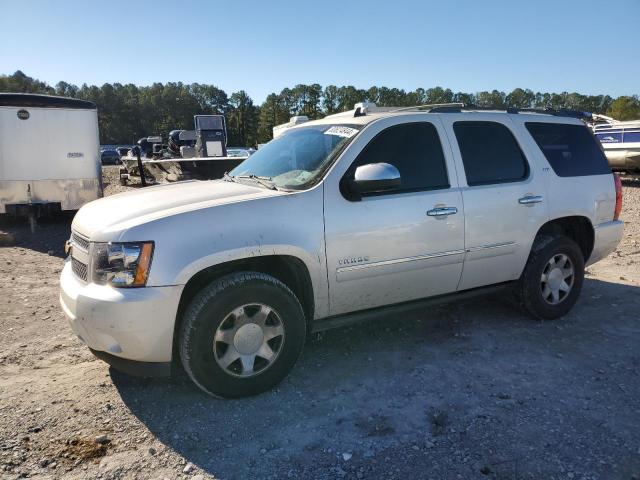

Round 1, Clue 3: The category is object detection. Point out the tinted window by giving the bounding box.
[453,121,528,186]
[349,122,449,193]
[526,122,611,177]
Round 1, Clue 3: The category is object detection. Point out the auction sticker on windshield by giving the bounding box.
[324,126,359,138]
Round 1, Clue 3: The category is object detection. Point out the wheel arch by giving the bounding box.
[532,215,595,261]
[171,255,315,366]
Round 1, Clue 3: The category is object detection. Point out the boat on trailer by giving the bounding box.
[119,114,251,184]
[591,114,640,172]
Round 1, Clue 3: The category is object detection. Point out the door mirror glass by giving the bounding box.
[351,163,401,194]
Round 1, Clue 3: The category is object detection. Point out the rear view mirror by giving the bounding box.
[350,163,401,194]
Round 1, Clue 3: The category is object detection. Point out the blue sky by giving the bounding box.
[1,0,638,102]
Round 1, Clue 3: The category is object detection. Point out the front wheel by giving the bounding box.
[179,272,306,398]
[518,235,585,320]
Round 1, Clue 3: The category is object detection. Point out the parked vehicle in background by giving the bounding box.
[0,93,101,218]
[115,146,130,157]
[60,103,623,398]
[100,149,120,165]
[591,114,640,171]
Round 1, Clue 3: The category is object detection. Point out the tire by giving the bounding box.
[518,234,585,320]
[179,272,306,398]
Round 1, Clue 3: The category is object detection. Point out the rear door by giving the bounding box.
[323,116,465,316]
[441,114,549,290]
[1,107,100,181]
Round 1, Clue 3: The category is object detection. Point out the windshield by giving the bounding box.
[229,124,361,190]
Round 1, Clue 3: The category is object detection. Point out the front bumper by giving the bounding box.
[587,220,624,266]
[59,259,183,371]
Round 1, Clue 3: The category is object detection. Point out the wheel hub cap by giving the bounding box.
[547,267,564,290]
[213,304,285,378]
[233,323,264,355]
[540,253,574,305]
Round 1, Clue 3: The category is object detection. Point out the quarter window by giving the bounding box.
[453,121,529,186]
[525,122,611,177]
[348,122,449,194]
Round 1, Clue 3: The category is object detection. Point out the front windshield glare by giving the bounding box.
[229,124,360,190]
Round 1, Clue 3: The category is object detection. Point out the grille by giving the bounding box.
[71,231,90,251]
[72,257,88,282]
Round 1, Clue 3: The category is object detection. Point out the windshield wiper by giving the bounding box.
[235,174,278,190]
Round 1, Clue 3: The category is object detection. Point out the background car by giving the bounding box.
[100,149,121,165]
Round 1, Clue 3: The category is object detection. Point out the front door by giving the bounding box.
[323,117,465,316]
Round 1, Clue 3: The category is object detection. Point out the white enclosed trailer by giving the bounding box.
[0,93,102,216]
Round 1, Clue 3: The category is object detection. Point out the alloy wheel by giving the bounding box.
[540,253,574,305]
[213,304,285,377]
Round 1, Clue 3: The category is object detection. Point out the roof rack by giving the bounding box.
[348,102,592,120]
[351,102,467,117]
[390,103,465,113]
[412,103,591,119]
[516,107,592,119]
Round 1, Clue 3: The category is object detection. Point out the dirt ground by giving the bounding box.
[1,169,639,480]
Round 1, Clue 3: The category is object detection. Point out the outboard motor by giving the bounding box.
[168,129,196,156]
[144,135,163,158]
[168,130,182,156]
[194,115,227,158]
[136,137,152,157]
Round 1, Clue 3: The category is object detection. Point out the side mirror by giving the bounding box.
[350,163,401,194]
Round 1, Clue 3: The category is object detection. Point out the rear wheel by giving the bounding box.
[179,272,306,398]
[518,235,585,320]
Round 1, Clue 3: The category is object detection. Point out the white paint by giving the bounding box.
[0,104,101,212]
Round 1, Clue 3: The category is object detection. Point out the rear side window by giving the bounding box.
[453,121,528,186]
[525,122,611,177]
[349,122,449,193]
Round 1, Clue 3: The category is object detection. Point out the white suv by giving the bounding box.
[60,104,624,398]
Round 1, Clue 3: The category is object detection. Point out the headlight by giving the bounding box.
[92,242,154,287]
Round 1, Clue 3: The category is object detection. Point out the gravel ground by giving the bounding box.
[0,170,639,480]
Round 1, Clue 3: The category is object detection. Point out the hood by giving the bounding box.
[73,179,282,239]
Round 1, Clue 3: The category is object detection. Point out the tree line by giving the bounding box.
[2,70,639,146]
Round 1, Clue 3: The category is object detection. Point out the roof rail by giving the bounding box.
[347,102,593,119]
[424,104,593,119]
[390,103,465,113]
[517,107,591,119]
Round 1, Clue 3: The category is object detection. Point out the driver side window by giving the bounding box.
[347,122,450,194]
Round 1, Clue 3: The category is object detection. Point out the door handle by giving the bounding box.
[518,195,543,205]
[427,206,458,218]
